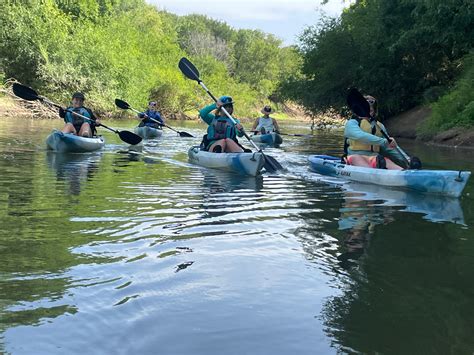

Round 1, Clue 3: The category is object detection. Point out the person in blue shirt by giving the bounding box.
[59,92,100,137]
[137,101,164,129]
[199,96,245,153]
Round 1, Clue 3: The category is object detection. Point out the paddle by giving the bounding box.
[114,98,194,138]
[12,83,142,145]
[178,57,283,173]
[251,130,312,137]
[346,88,422,169]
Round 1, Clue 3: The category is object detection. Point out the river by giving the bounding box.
[0,117,473,354]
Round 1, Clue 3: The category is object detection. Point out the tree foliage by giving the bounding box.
[281,0,473,125]
[0,1,302,117]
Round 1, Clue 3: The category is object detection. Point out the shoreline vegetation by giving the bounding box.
[1,1,472,146]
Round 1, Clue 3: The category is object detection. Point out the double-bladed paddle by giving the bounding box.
[346,87,422,169]
[12,83,142,145]
[114,98,194,137]
[178,57,283,173]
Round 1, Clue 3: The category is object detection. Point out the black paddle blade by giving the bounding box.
[178,131,194,138]
[118,130,142,145]
[115,98,130,110]
[12,83,40,101]
[409,156,422,169]
[347,87,370,117]
[263,154,283,173]
[178,57,200,81]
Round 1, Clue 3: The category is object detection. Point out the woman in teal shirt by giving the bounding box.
[199,96,245,153]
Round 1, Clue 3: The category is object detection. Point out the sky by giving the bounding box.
[146,0,352,45]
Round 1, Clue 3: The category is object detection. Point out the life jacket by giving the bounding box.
[65,107,92,128]
[207,117,235,140]
[255,116,275,133]
[344,116,383,154]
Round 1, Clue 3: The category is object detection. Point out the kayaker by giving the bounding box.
[344,95,404,170]
[199,96,245,153]
[251,106,280,134]
[59,92,100,137]
[138,101,164,129]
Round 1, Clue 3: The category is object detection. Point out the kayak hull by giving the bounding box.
[250,132,283,146]
[135,126,163,139]
[308,155,471,198]
[46,130,105,153]
[188,146,265,176]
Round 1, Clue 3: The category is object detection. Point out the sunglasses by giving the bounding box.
[366,99,376,105]
[149,102,157,106]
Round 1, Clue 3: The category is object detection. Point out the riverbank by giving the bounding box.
[384,106,474,149]
[0,94,322,126]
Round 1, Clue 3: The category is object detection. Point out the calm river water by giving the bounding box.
[0,117,473,354]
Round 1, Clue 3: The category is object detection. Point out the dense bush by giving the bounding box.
[419,53,474,137]
[0,0,302,118]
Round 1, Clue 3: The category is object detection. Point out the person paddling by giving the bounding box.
[138,101,164,129]
[344,95,404,170]
[251,105,280,135]
[59,92,100,137]
[199,96,245,153]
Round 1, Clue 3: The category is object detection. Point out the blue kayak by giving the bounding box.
[250,132,283,147]
[46,130,105,153]
[308,155,471,198]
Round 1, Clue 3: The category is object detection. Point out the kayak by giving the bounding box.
[308,155,471,198]
[250,132,283,146]
[188,146,265,176]
[134,126,163,139]
[46,129,105,153]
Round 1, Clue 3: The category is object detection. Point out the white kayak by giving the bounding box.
[134,126,163,139]
[250,132,283,146]
[46,129,105,153]
[308,155,471,198]
[188,146,265,176]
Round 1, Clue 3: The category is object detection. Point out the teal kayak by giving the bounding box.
[188,146,264,176]
[134,126,163,139]
[250,132,283,146]
[308,155,471,198]
[46,129,105,153]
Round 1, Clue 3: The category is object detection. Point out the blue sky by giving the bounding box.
[146,0,352,45]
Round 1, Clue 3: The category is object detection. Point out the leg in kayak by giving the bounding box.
[347,154,402,170]
[62,123,78,135]
[209,138,243,153]
[78,122,92,137]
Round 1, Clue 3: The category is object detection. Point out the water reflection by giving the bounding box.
[341,182,465,224]
[46,152,101,195]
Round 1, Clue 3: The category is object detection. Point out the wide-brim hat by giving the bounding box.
[261,105,272,114]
